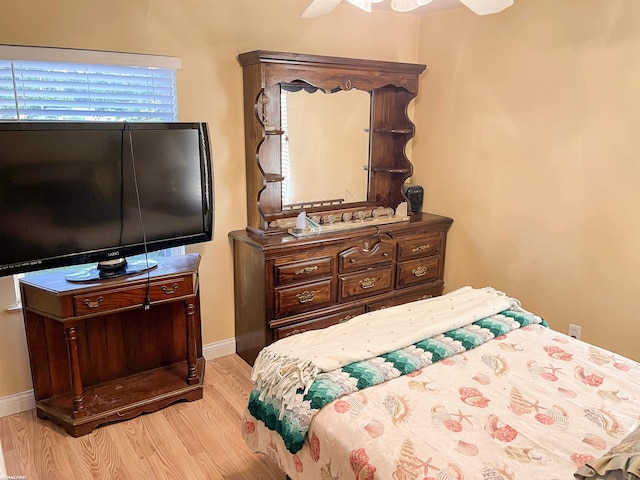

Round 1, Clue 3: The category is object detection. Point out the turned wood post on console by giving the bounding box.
[20,253,205,437]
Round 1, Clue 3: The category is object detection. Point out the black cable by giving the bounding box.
[124,121,152,310]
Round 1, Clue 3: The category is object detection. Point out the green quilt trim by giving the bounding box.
[248,309,545,454]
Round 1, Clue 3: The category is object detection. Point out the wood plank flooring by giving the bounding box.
[0,355,286,480]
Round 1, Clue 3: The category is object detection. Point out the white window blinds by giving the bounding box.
[0,55,178,121]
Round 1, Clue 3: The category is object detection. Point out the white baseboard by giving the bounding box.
[0,390,35,419]
[0,337,237,419]
[203,337,237,361]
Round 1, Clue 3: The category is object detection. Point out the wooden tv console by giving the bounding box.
[19,253,204,437]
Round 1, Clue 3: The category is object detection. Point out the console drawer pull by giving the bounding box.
[412,244,431,253]
[295,265,318,275]
[296,291,316,303]
[161,283,180,294]
[412,266,429,277]
[359,277,377,289]
[83,296,104,309]
[339,315,356,323]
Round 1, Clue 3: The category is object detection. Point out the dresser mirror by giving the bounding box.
[282,87,370,208]
[238,50,426,234]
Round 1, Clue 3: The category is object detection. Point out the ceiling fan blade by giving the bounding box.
[301,0,343,18]
[458,0,514,15]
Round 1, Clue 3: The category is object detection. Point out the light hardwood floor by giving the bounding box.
[0,355,286,479]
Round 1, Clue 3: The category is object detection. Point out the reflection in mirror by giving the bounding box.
[281,87,370,208]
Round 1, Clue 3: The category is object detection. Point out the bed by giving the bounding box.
[242,287,640,480]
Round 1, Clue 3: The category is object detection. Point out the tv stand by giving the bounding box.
[20,253,204,436]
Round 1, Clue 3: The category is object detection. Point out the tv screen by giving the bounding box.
[0,121,213,280]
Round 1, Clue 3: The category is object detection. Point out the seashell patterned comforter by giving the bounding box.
[243,320,640,480]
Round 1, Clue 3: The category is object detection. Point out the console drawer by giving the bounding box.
[273,306,364,340]
[396,257,439,288]
[73,277,188,316]
[338,266,393,301]
[274,256,334,286]
[275,279,333,317]
[397,233,441,262]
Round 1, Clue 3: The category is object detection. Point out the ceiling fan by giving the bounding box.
[301,0,514,17]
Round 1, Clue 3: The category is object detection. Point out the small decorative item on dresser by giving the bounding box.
[403,183,424,214]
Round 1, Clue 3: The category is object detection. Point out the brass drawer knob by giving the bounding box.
[359,277,377,289]
[83,296,104,309]
[295,265,318,275]
[296,290,316,303]
[412,266,428,277]
[412,244,430,253]
[162,283,179,294]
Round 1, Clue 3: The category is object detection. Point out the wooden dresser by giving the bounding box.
[231,213,452,365]
[233,51,453,365]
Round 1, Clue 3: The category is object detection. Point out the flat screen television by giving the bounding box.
[0,121,214,281]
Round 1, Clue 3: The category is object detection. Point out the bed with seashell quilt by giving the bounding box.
[242,287,640,480]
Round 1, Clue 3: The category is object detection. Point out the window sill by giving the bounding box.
[5,302,22,313]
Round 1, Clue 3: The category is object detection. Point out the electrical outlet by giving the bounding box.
[568,324,581,339]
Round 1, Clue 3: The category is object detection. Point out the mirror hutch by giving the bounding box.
[230,50,453,365]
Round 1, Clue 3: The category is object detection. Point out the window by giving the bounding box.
[281,90,291,204]
[1,47,179,121]
[1,46,182,308]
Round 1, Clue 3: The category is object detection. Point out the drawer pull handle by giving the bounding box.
[339,315,355,323]
[295,266,318,275]
[350,258,356,263]
[296,291,316,303]
[412,266,429,277]
[83,296,104,309]
[419,294,434,300]
[162,283,180,294]
[412,244,431,253]
[359,277,377,289]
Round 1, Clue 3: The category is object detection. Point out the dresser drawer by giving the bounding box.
[338,266,393,301]
[396,257,439,288]
[275,279,333,317]
[397,233,441,262]
[366,284,443,311]
[273,306,364,340]
[339,240,395,273]
[274,256,334,286]
[73,278,188,316]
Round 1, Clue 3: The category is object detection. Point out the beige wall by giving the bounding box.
[0,0,420,397]
[415,0,640,360]
[2,0,637,401]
